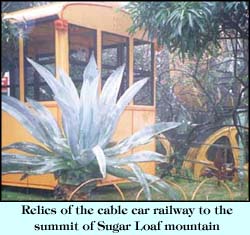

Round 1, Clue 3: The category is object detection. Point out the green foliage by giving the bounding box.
[1,2,50,75]
[2,2,49,13]
[125,2,249,60]
[2,179,248,201]
[2,54,181,200]
[1,19,19,76]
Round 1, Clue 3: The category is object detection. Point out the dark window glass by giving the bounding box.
[102,32,129,98]
[24,22,55,101]
[69,24,96,93]
[133,40,154,105]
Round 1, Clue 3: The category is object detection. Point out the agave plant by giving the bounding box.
[2,53,181,200]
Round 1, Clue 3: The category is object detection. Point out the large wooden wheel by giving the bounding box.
[157,134,174,157]
[184,126,248,181]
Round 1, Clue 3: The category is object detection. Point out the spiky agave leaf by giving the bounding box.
[79,53,99,149]
[100,64,125,106]
[55,95,80,159]
[2,95,71,158]
[107,165,181,200]
[27,58,81,159]
[2,54,182,200]
[58,68,80,109]
[26,98,68,155]
[27,98,63,139]
[129,163,152,200]
[2,153,73,175]
[107,151,166,165]
[95,64,125,146]
[108,150,168,200]
[98,78,150,148]
[2,95,56,148]
[105,122,181,156]
[92,145,106,178]
[2,142,54,156]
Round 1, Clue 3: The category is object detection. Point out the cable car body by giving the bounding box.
[2,2,157,189]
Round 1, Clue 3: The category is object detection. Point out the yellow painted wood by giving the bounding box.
[62,4,145,39]
[19,30,25,102]
[228,128,240,166]
[100,109,133,185]
[158,134,174,157]
[182,147,199,169]
[101,108,156,183]
[2,3,157,190]
[2,174,28,188]
[2,105,59,189]
[187,127,248,181]
[133,110,156,175]
[2,107,157,189]
[54,23,68,130]
[112,110,133,142]
[159,127,248,182]
[193,127,236,179]
[55,25,69,76]
[5,2,148,40]
[2,174,57,190]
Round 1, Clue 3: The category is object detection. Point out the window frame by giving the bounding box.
[101,31,130,98]
[133,39,155,106]
[23,21,56,101]
[68,23,97,89]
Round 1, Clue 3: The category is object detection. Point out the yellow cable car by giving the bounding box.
[2,2,157,190]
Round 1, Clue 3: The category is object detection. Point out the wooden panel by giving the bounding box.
[101,109,133,184]
[25,174,57,190]
[3,2,158,191]
[133,110,156,175]
[3,106,157,189]
[2,105,58,189]
[112,109,132,142]
[55,25,69,76]
[101,109,157,184]
[2,112,39,146]
[2,174,57,190]
[63,4,145,39]
[2,174,28,187]
[5,3,149,40]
